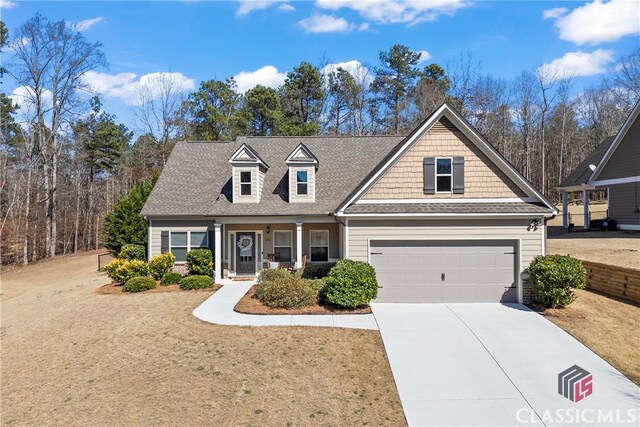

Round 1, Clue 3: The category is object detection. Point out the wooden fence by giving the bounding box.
[582,261,640,304]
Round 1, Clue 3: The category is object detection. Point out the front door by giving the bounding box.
[236,233,256,274]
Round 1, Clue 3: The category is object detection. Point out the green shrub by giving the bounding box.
[149,252,175,280]
[255,275,319,309]
[186,248,213,276]
[103,259,149,284]
[179,275,214,290]
[323,259,378,309]
[257,268,291,284]
[301,262,336,279]
[529,255,587,308]
[123,276,157,293]
[118,244,147,261]
[160,272,182,286]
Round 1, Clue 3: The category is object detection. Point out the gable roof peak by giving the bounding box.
[228,143,269,169]
[286,142,319,165]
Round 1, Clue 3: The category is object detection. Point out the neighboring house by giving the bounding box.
[558,101,640,231]
[141,103,556,303]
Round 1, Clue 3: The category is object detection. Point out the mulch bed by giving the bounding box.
[97,282,222,295]
[234,285,372,315]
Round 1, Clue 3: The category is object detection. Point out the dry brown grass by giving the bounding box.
[1,253,405,426]
[547,230,640,269]
[234,285,372,315]
[531,289,640,386]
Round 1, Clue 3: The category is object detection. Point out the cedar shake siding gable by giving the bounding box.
[362,117,527,200]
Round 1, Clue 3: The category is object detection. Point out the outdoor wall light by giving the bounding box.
[529,219,540,231]
[266,225,270,234]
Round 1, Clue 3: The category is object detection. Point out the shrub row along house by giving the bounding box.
[558,100,640,231]
[141,103,557,303]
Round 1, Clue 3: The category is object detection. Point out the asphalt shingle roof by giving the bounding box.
[560,136,615,188]
[343,202,553,215]
[141,135,407,217]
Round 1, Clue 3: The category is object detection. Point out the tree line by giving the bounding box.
[1,14,639,265]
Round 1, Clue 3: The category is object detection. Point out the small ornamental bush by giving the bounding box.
[160,272,182,286]
[323,259,378,309]
[123,276,157,293]
[186,248,213,276]
[255,274,319,309]
[529,255,587,308]
[149,252,175,280]
[104,259,149,284]
[179,275,214,290]
[301,262,336,279]
[257,268,291,285]
[118,244,147,261]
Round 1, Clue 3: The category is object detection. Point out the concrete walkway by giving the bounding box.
[193,280,379,330]
[372,303,640,427]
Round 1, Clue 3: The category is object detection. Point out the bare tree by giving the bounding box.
[9,14,105,258]
[612,48,640,101]
[536,66,560,195]
[511,71,539,181]
[135,73,189,165]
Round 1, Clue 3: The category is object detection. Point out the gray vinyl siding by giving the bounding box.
[149,219,212,258]
[598,118,640,180]
[608,182,640,227]
[347,219,543,271]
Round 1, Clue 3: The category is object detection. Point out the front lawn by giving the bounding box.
[1,252,405,426]
[531,288,640,386]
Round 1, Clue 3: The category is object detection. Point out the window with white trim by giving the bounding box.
[296,170,308,195]
[436,157,452,193]
[273,230,292,262]
[170,231,207,262]
[310,230,329,262]
[240,171,252,196]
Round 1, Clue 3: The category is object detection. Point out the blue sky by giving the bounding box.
[2,0,639,134]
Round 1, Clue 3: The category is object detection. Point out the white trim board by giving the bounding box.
[336,103,555,213]
[591,176,640,187]
[618,224,640,231]
[355,197,536,204]
[337,212,556,219]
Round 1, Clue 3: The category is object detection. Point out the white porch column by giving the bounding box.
[214,223,222,282]
[583,190,590,230]
[562,192,569,229]
[295,222,303,268]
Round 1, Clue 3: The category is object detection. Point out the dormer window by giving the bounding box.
[240,171,252,196]
[286,143,318,203]
[228,143,268,203]
[296,171,308,195]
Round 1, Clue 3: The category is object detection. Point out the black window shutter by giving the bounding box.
[160,231,169,253]
[423,157,435,194]
[208,229,215,252]
[453,157,465,194]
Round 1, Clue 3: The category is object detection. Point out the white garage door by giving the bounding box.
[370,240,518,303]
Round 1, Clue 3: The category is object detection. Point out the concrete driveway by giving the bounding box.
[371,303,640,426]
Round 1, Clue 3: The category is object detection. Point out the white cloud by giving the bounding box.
[298,13,368,34]
[316,0,469,25]
[538,49,615,79]
[542,7,567,20]
[548,0,640,45]
[236,0,290,16]
[322,60,373,85]
[0,0,17,10]
[9,86,54,120]
[278,3,295,12]
[418,50,432,63]
[232,65,287,93]
[74,17,104,32]
[82,71,195,105]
